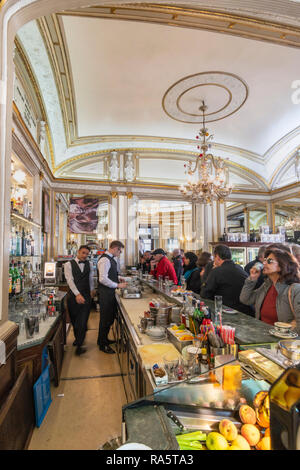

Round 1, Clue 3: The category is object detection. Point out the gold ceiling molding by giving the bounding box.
[53,145,269,192]
[60,4,300,48]
[53,148,200,174]
[163,72,248,124]
[35,8,300,157]
[269,145,300,188]
[14,37,56,171]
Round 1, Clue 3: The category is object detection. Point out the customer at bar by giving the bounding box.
[150,248,178,284]
[139,250,153,273]
[201,244,254,315]
[97,240,127,354]
[182,252,201,294]
[65,245,95,356]
[240,248,300,333]
[244,245,266,289]
[172,248,183,283]
[198,251,213,282]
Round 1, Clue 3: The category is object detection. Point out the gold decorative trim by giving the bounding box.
[163,71,248,124]
[15,37,56,171]
[176,83,233,118]
[111,192,118,198]
[35,7,300,154]
[269,145,300,187]
[60,5,300,48]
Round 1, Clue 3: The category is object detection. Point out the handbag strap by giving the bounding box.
[288,284,296,319]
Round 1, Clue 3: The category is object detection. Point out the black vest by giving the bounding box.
[98,253,118,290]
[70,259,90,295]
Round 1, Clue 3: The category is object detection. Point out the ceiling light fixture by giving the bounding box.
[179,101,233,204]
[13,169,26,184]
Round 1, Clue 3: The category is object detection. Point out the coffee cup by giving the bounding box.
[274,322,293,334]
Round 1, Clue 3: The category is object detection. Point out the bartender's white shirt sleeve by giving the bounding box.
[89,261,94,291]
[97,257,118,289]
[64,261,80,296]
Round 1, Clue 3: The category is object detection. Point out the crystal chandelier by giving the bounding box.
[179,101,233,204]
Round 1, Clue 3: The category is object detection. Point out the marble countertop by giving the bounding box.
[141,280,281,346]
[17,315,60,350]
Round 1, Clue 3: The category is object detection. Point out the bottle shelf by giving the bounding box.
[9,255,41,258]
[11,212,41,228]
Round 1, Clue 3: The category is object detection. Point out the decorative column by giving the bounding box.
[108,191,118,242]
[266,201,275,232]
[243,207,249,233]
[193,200,226,252]
[126,192,138,266]
[117,193,127,270]
[49,189,55,260]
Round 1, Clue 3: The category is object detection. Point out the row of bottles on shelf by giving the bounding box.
[11,191,32,219]
[9,260,41,296]
[10,224,35,256]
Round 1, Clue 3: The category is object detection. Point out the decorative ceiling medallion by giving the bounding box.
[162,71,248,123]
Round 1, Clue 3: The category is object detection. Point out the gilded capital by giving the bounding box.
[111,191,118,199]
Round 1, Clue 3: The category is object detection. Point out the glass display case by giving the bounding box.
[231,248,246,266]
[123,359,271,450]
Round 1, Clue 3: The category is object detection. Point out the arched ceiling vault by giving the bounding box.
[13,2,300,193]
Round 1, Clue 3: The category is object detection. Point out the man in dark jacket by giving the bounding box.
[200,244,254,316]
[244,245,266,289]
[172,248,183,284]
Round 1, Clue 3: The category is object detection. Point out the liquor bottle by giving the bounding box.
[28,201,32,220]
[15,228,21,256]
[17,261,24,292]
[9,263,13,296]
[13,263,21,294]
[21,228,26,256]
[26,230,31,256]
[200,348,209,374]
[16,197,23,214]
[223,228,228,242]
[23,196,28,218]
[11,224,16,256]
[30,230,35,256]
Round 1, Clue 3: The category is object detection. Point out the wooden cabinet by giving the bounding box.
[0,366,35,450]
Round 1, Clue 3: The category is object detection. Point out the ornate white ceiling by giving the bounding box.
[15,4,300,190]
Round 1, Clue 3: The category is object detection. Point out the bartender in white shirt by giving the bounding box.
[97,240,126,354]
[65,245,95,356]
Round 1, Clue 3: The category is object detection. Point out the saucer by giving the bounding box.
[269,329,298,339]
[223,308,238,314]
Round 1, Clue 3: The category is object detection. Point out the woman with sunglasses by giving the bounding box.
[240,248,300,334]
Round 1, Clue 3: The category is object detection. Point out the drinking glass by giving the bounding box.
[163,355,179,382]
[24,316,36,339]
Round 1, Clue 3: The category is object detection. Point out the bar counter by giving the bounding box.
[114,281,288,402]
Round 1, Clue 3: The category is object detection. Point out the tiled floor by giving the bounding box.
[28,311,127,450]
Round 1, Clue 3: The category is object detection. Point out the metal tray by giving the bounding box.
[167,328,194,353]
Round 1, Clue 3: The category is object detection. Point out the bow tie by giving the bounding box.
[78,261,85,264]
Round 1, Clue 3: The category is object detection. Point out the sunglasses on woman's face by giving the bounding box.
[263,258,278,264]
